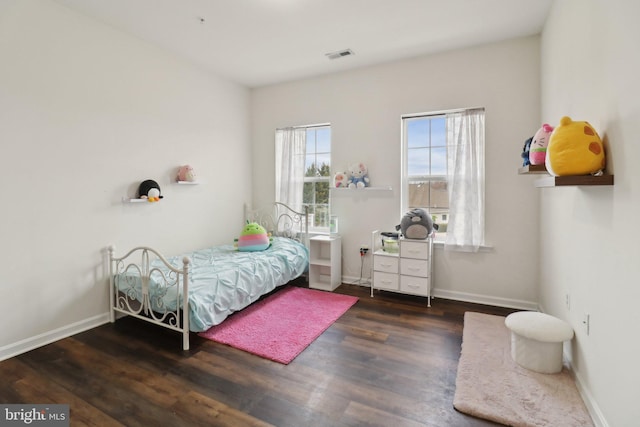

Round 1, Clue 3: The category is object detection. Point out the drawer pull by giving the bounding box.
[381,263,393,268]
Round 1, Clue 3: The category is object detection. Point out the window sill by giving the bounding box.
[433,240,494,252]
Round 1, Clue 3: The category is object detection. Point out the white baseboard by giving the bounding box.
[0,313,110,362]
[344,281,606,424]
[341,275,371,287]
[432,288,538,311]
[563,355,609,427]
[540,302,608,427]
[341,279,538,311]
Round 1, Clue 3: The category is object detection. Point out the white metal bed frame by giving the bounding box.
[244,202,309,247]
[107,203,309,351]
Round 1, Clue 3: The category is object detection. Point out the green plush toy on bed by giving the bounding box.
[235,221,272,251]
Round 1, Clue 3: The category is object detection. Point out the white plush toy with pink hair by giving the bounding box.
[177,165,196,182]
[333,171,349,188]
[529,124,554,165]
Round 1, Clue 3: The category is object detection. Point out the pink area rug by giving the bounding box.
[198,286,358,364]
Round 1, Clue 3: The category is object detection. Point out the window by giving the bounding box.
[402,115,449,235]
[402,108,485,250]
[275,124,331,232]
[303,125,331,230]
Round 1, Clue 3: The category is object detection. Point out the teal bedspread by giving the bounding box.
[115,237,308,332]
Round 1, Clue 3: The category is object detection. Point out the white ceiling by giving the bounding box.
[53,0,553,88]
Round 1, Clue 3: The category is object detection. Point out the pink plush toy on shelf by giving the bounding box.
[177,165,196,182]
[528,124,554,165]
[333,171,349,188]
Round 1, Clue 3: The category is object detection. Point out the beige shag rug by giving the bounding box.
[453,312,594,427]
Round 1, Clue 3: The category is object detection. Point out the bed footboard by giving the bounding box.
[107,246,191,350]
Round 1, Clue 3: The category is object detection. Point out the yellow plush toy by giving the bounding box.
[545,116,605,176]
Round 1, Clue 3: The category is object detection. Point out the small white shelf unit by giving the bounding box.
[176,180,201,185]
[370,230,433,307]
[309,235,342,291]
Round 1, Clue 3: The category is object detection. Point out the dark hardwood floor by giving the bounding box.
[0,284,517,426]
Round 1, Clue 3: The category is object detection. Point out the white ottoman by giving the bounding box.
[505,311,574,374]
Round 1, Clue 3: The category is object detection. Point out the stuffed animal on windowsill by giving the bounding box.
[396,208,438,240]
[347,162,370,189]
[138,179,163,202]
[234,221,272,251]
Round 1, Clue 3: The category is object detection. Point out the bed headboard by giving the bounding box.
[244,202,309,246]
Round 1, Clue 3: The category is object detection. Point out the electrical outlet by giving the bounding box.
[583,313,590,335]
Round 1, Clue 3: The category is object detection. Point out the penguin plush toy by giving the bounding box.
[396,208,438,239]
[138,179,163,202]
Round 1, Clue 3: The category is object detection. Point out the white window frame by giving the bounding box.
[401,108,486,249]
[401,113,449,240]
[303,124,332,232]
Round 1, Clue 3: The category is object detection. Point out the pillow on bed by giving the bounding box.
[235,222,272,251]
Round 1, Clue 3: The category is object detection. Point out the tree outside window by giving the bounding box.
[303,126,331,229]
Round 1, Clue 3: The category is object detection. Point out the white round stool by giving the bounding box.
[505,311,574,374]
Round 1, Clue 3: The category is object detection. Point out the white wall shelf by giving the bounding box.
[121,197,160,204]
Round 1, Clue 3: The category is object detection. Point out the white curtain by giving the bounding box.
[275,127,306,212]
[445,109,485,252]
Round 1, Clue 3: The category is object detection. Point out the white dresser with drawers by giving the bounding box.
[370,230,433,307]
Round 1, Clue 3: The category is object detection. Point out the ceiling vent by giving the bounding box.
[325,49,355,60]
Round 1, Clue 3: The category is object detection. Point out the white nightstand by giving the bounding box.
[309,235,342,291]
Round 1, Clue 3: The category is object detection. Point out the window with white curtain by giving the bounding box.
[275,124,331,231]
[402,114,449,232]
[401,108,485,251]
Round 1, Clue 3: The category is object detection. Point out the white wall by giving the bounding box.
[0,0,250,357]
[3,0,633,422]
[252,36,542,309]
[540,1,640,425]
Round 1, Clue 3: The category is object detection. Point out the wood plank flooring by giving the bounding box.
[0,284,517,426]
